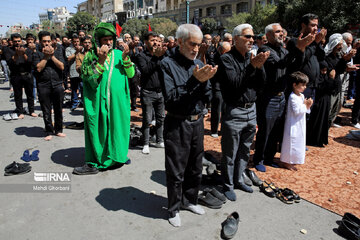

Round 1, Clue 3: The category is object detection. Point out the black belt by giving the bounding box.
[167,112,203,122]
[238,102,254,109]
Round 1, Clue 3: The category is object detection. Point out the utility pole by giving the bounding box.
[186,0,190,24]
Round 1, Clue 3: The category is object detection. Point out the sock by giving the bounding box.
[168,213,181,227]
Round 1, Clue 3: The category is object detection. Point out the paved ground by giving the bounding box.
[0,85,345,240]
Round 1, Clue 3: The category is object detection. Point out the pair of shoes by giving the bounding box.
[245,169,263,186]
[168,212,181,227]
[155,142,165,148]
[259,182,276,198]
[235,182,253,193]
[275,188,299,204]
[73,164,99,175]
[281,188,300,203]
[210,133,219,138]
[4,161,32,176]
[255,164,266,172]
[221,212,239,239]
[21,150,40,162]
[142,145,150,154]
[180,203,205,215]
[203,188,227,203]
[338,213,360,240]
[352,123,360,129]
[198,192,223,209]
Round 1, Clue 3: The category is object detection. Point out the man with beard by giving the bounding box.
[253,23,314,172]
[32,31,65,140]
[4,33,37,119]
[73,22,135,175]
[219,24,269,200]
[160,24,217,227]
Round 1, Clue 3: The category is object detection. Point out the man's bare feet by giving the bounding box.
[30,112,38,117]
[56,133,66,137]
[18,114,25,119]
[276,161,298,171]
[44,135,52,141]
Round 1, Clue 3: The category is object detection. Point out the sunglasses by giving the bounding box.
[240,35,255,39]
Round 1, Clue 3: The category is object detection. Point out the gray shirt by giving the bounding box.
[65,46,79,78]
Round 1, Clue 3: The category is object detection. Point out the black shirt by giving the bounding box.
[32,46,65,87]
[4,45,33,75]
[325,53,348,94]
[218,48,265,106]
[258,42,304,96]
[287,38,325,88]
[160,48,211,115]
[205,45,217,66]
[210,50,222,91]
[136,49,164,91]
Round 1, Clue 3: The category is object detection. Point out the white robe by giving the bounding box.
[280,92,310,164]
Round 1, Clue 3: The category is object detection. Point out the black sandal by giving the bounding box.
[259,182,276,198]
[276,189,294,204]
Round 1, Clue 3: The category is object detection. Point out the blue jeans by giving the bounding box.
[1,60,9,82]
[221,104,257,191]
[70,77,82,108]
[140,89,165,145]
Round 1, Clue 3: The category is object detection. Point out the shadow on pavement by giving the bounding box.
[96,186,167,220]
[51,147,85,168]
[150,170,166,187]
[14,126,47,138]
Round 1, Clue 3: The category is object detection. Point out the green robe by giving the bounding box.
[82,49,135,169]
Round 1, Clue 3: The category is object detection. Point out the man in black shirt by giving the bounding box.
[137,32,166,154]
[253,23,313,172]
[219,24,269,201]
[287,13,327,101]
[160,24,217,227]
[4,33,36,118]
[32,31,65,141]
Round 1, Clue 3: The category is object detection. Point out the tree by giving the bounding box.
[150,18,177,37]
[122,18,178,39]
[66,12,97,37]
[201,18,217,34]
[40,20,65,37]
[277,0,360,35]
[122,18,147,38]
[224,4,277,34]
[224,12,250,33]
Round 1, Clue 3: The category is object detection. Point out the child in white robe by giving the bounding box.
[279,72,313,171]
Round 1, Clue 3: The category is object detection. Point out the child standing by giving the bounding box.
[279,72,313,171]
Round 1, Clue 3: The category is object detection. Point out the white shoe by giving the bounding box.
[181,203,205,215]
[142,145,150,154]
[332,123,342,128]
[352,123,360,129]
[10,113,18,120]
[155,142,165,148]
[210,133,219,138]
[168,212,181,227]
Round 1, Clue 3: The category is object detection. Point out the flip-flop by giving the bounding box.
[21,150,31,162]
[30,150,40,161]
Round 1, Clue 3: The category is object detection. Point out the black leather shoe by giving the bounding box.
[198,192,223,209]
[235,182,253,193]
[343,212,360,228]
[73,164,99,175]
[246,169,263,186]
[221,212,240,239]
[338,219,360,240]
[242,171,252,186]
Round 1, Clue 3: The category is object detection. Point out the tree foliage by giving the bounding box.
[277,0,360,35]
[122,18,178,39]
[66,12,97,37]
[201,18,217,34]
[224,3,277,34]
[40,20,65,37]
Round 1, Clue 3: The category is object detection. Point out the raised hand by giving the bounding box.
[97,45,109,64]
[121,43,130,59]
[329,69,336,79]
[343,48,357,61]
[193,64,218,83]
[315,28,327,44]
[296,33,315,51]
[250,51,270,68]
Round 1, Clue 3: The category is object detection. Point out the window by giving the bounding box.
[236,2,248,13]
[221,4,231,15]
[206,7,216,17]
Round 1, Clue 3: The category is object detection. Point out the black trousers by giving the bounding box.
[253,94,285,165]
[129,74,139,110]
[164,115,204,218]
[210,90,223,134]
[11,74,34,114]
[37,84,64,134]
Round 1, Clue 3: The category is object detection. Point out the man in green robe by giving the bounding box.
[73,22,135,175]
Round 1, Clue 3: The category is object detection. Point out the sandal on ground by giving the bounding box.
[264,180,280,194]
[276,189,294,204]
[282,188,301,203]
[259,182,276,198]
